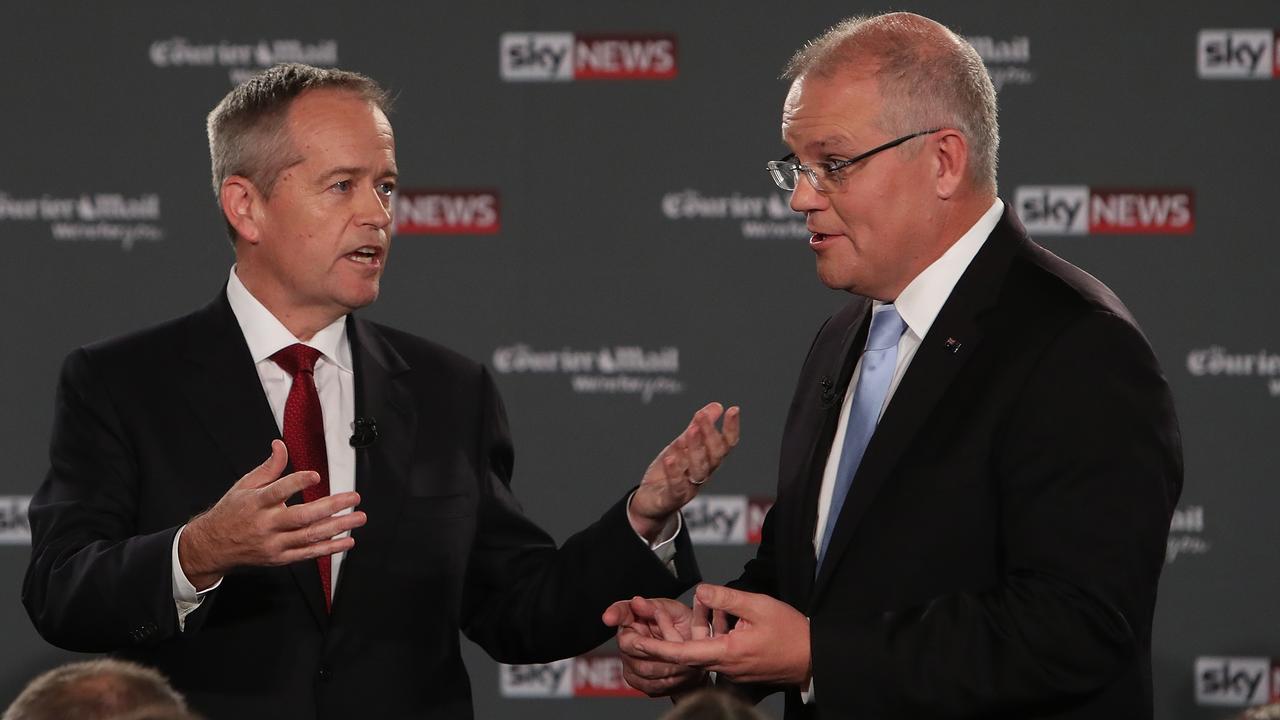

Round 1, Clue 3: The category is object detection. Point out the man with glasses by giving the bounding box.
[606,12,1181,719]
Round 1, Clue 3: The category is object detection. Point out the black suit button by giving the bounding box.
[318,666,332,683]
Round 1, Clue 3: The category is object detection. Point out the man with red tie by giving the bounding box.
[23,63,739,719]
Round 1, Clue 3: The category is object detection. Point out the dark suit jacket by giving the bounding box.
[23,293,698,719]
[731,207,1182,719]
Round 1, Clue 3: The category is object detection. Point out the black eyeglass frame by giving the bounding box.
[767,128,943,192]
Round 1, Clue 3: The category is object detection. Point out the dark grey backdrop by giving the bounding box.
[2,2,1275,718]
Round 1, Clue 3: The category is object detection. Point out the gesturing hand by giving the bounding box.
[629,402,741,541]
[178,439,367,590]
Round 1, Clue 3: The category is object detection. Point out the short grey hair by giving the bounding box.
[206,62,391,241]
[3,659,194,720]
[784,13,999,193]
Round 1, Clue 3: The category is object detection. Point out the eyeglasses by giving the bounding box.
[766,128,941,193]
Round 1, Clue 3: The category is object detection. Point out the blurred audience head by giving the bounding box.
[3,659,195,720]
[659,688,770,720]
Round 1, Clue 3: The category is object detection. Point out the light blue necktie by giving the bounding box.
[816,304,908,569]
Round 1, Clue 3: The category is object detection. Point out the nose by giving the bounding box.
[789,175,829,214]
[357,185,393,231]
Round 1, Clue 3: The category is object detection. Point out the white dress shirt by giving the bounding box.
[804,198,1004,701]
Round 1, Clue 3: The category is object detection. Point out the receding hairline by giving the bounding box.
[783,12,965,80]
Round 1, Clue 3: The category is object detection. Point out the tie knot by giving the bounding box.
[271,343,323,376]
[866,305,907,351]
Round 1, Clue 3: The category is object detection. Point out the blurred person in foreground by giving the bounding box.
[606,11,1181,719]
[23,63,739,718]
[659,688,770,720]
[3,658,195,720]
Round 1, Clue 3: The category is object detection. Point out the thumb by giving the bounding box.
[241,439,288,489]
[693,584,758,620]
[602,599,636,628]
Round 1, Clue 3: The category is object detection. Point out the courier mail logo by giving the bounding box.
[1015,186,1195,236]
[394,190,499,235]
[1195,656,1280,707]
[1198,29,1280,79]
[500,33,678,81]
[683,494,773,545]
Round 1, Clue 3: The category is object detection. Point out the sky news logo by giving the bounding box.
[684,494,773,546]
[1198,29,1280,79]
[500,33,678,81]
[1196,657,1280,707]
[0,495,31,545]
[1014,186,1194,236]
[393,190,499,235]
[500,652,643,698]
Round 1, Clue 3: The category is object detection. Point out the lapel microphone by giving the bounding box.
[349,417,379,448]
[819,376,837,408]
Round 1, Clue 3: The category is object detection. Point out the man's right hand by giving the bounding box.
[177,439,366,590]
[603,596,713,698]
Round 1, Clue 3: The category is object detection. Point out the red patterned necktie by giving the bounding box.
[271,343,332,611]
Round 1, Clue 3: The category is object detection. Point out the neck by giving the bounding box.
[876,192,997,301]
[233,264,342,342]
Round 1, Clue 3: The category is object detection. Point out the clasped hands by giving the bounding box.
[603,584,812,695]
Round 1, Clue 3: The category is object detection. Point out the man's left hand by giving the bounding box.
[629,584,811,686]
[629,403,740,541]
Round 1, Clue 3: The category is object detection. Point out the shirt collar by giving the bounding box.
[225,266,353,373]
[890,198,1004,341]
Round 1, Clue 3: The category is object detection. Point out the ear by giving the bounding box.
[219,176,265,245]
[932,130,969,200]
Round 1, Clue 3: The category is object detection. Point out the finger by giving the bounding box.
[712,608,729,637]
[260,469,323,505]
[618,626,657,656]
[626,657,694,681]
[693,409,729,461]
[691,596,711,640]
[653,605,684,642]
[622,666,694,697]
[695,584,761,621]
[693,401,725,426]
[238,440,289,490]
[603,600,635,627]
[633,636,727,669]
[722,406,741,448]
[280,510,368,548]
[274,535,355,565]
[662,452,690,481]
[279,491,363,528]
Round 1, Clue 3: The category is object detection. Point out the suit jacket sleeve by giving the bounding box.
[23,348,182,651]
[460,366,700,664]
[815,309,1181,716]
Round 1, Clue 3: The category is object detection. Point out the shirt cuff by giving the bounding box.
[171,524,222,631]
[626,491,683,575]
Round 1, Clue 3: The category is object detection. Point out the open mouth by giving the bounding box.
[346,246,382,265]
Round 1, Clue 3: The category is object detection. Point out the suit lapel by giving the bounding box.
[812,209,1022,600]
[180,294,283,504]
[329,316,415,617]
[781,298,871,611]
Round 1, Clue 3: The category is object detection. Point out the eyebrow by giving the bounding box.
[804,136,858,153]
[317,166,400,183]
